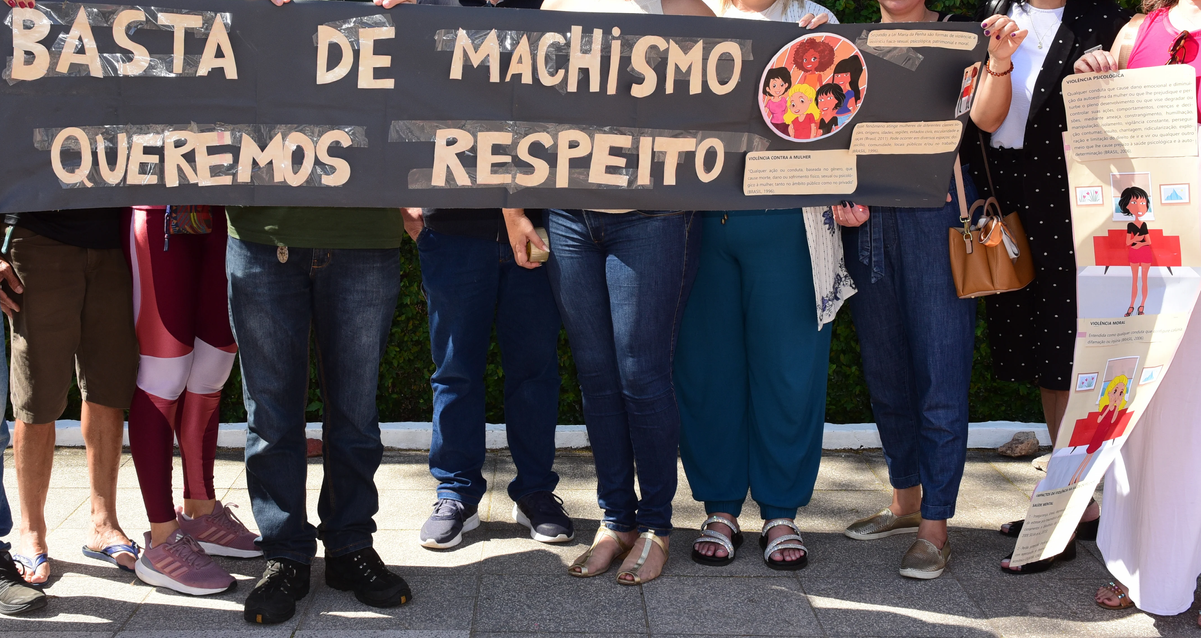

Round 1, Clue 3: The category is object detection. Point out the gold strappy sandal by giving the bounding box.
[568,527,632,578]
[616,531,669,586]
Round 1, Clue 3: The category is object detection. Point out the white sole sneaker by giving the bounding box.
[419,512,480,549]
[134,558,233,596]
[512,504,574,543]
[198,542,263,559]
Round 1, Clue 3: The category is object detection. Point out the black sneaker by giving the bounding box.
[325,547,411,608]
[513,491,575,543]
[0,550,46,616]
[243,558,310,625]
[419,499,479,549]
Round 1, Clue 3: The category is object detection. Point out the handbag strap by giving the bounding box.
[975,130,999,196]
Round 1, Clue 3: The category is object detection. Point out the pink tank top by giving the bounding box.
[1127,8,1201,122]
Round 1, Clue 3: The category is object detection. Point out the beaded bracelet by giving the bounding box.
[986,58,1014,77]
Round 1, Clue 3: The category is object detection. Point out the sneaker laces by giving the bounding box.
[168,534,215,569]
[257,560,303,596]
[524,492,568,518]
[346,550,398,586]
[430,498,465,518]
[208,503,252,535]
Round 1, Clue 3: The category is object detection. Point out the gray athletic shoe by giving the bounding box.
[419,499,479,549]
[513,491,575,543]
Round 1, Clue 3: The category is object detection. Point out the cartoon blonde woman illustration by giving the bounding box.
[1068,375,1129,485]
[783,84,819,140]
[1121,186,1152,317]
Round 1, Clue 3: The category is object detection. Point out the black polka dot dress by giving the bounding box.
[978,0,1130,392]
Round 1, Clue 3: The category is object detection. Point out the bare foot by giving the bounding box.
[86,525,138,571]
[15,534,49,584]
[1096,580,1130,608]
[766,520,805,564]
[617,534,669,584]
[694,514,736,560]
[569,528,636,576]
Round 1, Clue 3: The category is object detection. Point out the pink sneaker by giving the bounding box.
[135,531,235,596]
[177,502,262,559]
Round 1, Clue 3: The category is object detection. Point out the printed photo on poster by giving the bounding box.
[1161,183,1190,205]
[1139,364,1162,385]
[954,62,981,117]
[1076,185,1103,206]
[1111,172,1155,221]
[1076,372,1098,391]
[759,33,868,142]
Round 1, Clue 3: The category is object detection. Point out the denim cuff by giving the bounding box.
[263,549,315,566]
[436,490,482,508]
[920,503,955,522]
[602,521,636,534]
[888,472,921,491]
[323,538,375,559]
[637,526,672,537]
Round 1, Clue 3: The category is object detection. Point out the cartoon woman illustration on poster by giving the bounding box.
[761,67,793,137]
[758,33,868,143]
[1122,186,1153,316]
[784,84,819,140]
[1067,375,1130,485]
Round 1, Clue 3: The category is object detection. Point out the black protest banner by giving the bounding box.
[0,1,988,213]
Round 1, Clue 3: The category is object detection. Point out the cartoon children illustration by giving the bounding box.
[783,84,819,140]
[831,56,864,124]
[791,38,836,90]
[1121,186,1152,316]
[762,67,792,137]
[815,83,845,137]
[1068,375,1129,485]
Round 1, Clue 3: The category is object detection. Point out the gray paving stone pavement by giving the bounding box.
[0,448,1198,637]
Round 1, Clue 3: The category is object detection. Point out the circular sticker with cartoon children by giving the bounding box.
[758,33,868,142]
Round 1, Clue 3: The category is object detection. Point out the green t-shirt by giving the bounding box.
[226,207,405,249]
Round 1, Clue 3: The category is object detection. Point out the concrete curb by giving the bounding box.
[31,420,1050,450]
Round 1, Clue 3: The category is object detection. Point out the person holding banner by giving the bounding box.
[676,0,853,572]
[499,0,713,590]
[1073,1,1201,623]
[833,0,1026,580]
[974,0,1128,566]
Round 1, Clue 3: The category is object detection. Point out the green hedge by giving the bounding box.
[76,0,1155,427]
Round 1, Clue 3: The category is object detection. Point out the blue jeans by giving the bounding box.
[841,181,977,521]
[546,210,700,535]
[0,322,10,550]
[417,229,561,505]
[227,237,401,564]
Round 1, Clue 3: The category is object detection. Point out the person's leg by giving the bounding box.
[76,242,141,566]
[495,242,562,502]
[310,247,400,558]
[603,210,701,583]
[1127,264,1138,313]
[0,329,46,612]
[418,230,498,507]
[7,229,88,583]
[894,194,978,549]
[736,211,831,564]
[1139,263,1150,310]
[675,211,750,560]
[228,237,318,565]
[124,208,200,543]
[546,210,639,572]
[841,212,923,518]
[179,213,237,520]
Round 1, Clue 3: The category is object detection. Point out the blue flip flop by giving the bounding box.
[13,552,49,583]
[81,542,139,573]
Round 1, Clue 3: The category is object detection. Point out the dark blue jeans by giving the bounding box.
[227,237,401,564]
[546,210,700,535]
[417,228,561,505]
[841,181,977,521]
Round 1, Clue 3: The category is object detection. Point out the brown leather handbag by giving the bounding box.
[947,145,1035,299]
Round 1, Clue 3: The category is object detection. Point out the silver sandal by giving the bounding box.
[691,515,743,567]
[759,518,808,571]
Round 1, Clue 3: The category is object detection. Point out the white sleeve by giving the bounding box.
[802,0,838,23]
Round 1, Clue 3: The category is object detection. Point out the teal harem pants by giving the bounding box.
[675,209,832,520]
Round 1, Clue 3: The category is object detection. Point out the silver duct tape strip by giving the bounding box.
[855,30,923,71]
[389,120,769,154]
[4,53,211,82]
[434,29,754,61]
[34,123,367,189]
[310,14,396,49]
[407,167,651,192]
[4,2,230,33]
